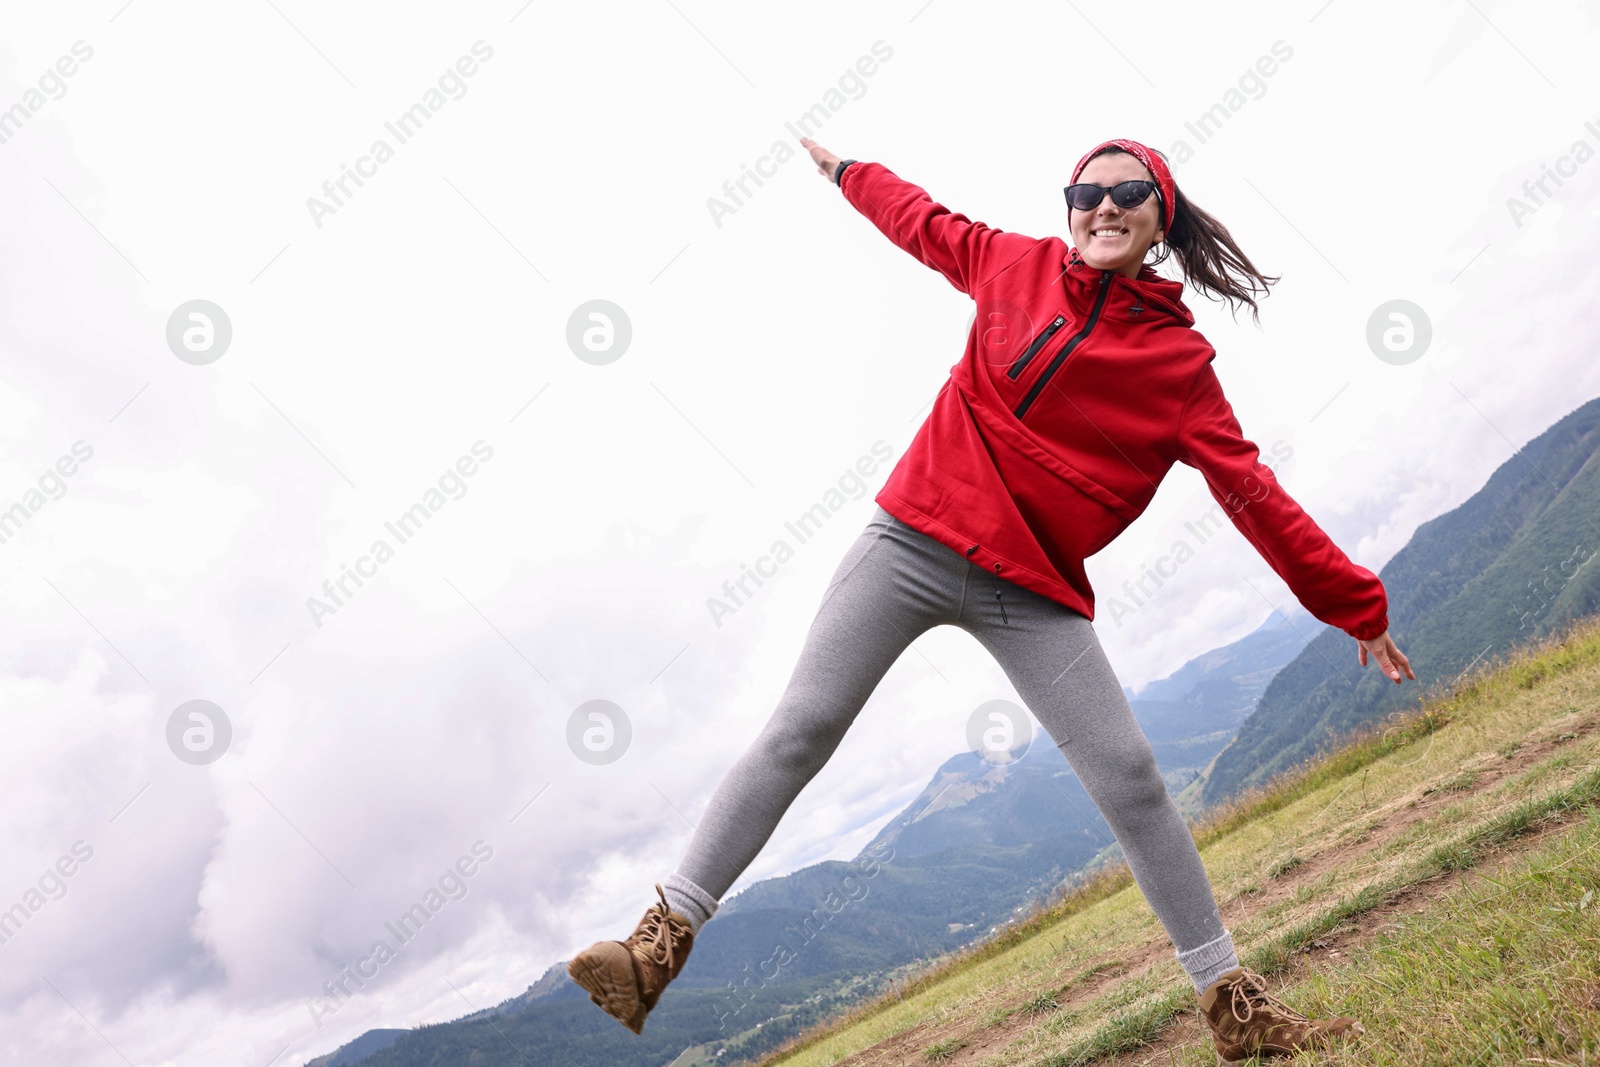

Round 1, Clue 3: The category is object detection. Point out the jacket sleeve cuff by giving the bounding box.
[1345,614,1390,642]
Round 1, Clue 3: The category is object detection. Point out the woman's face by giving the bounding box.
[1068,152,1165,279]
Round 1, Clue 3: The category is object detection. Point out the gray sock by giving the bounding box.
[661,872,718,935]
[1176,929,1239,993]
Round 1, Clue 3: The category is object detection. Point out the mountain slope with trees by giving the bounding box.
[1201,394,1600,805]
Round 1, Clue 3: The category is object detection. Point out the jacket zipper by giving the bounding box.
[1013,270,1113,419]
[1005,314,1067,380]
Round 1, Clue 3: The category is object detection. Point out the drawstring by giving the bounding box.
[968,546,1009,625]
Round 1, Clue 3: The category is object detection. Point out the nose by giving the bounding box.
[1090,197,1124,222]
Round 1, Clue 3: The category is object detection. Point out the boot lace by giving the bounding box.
[629,884,687,972]
[1227,968,1312,1027]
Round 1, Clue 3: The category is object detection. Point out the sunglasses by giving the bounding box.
[1063,179,1161,212]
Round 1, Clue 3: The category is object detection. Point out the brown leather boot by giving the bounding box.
[1198,965,1363,1062]
[567,883,695,1034]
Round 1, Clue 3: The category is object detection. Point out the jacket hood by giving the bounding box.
[1064,246,1195,328]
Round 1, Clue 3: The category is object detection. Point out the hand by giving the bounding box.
[800,136,843,182]
[1357,630,1414,684]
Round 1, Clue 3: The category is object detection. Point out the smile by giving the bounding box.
[1092,228,1128,238]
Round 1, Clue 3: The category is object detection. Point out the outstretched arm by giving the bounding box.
[1176,362,1414,683]
[800,136,1037,297]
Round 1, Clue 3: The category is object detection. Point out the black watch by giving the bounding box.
[833,158,858,185]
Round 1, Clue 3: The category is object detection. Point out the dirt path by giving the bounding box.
[808,709,1599,1067]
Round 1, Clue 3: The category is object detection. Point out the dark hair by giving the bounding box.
[1087,147,1279,324]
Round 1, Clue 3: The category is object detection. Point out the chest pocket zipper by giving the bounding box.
[1006,315,1067,381]
[1014,270,1113,420]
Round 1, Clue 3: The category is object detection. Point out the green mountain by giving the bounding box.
[1201,394,1600,805]
[297,610,1314,1067]
[304,1029,405,1067]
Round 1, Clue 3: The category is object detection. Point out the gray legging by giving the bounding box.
[671,505,1230,959]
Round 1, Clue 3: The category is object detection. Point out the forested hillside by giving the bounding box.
[1203,394,1600,804]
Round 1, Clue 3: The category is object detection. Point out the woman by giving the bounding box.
[568,136,1414,1061]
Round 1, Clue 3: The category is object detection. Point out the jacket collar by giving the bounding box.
[1063,246,1194,328]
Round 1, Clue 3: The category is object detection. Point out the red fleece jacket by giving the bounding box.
[838,160,1389,642]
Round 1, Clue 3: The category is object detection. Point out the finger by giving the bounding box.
[1386,639,1416,680]
[1396,651,1416,680]
[1376,653,1400,682]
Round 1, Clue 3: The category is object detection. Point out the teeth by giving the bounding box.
[1093,229,1126,237]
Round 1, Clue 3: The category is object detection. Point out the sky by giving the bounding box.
[2,1,1599,1063]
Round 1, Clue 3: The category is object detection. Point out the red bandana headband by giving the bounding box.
[1070,138,1175,236]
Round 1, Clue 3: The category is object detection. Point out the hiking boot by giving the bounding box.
[567,883,695,1034]
[1198,965,1363,1062]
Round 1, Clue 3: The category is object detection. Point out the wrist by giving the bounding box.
[833,158,858,185]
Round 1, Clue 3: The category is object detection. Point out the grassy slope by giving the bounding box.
[1187,808,1600,1064]
[751,614,1600,1067]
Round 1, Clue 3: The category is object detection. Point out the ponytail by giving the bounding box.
[1150,183,1279,324]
